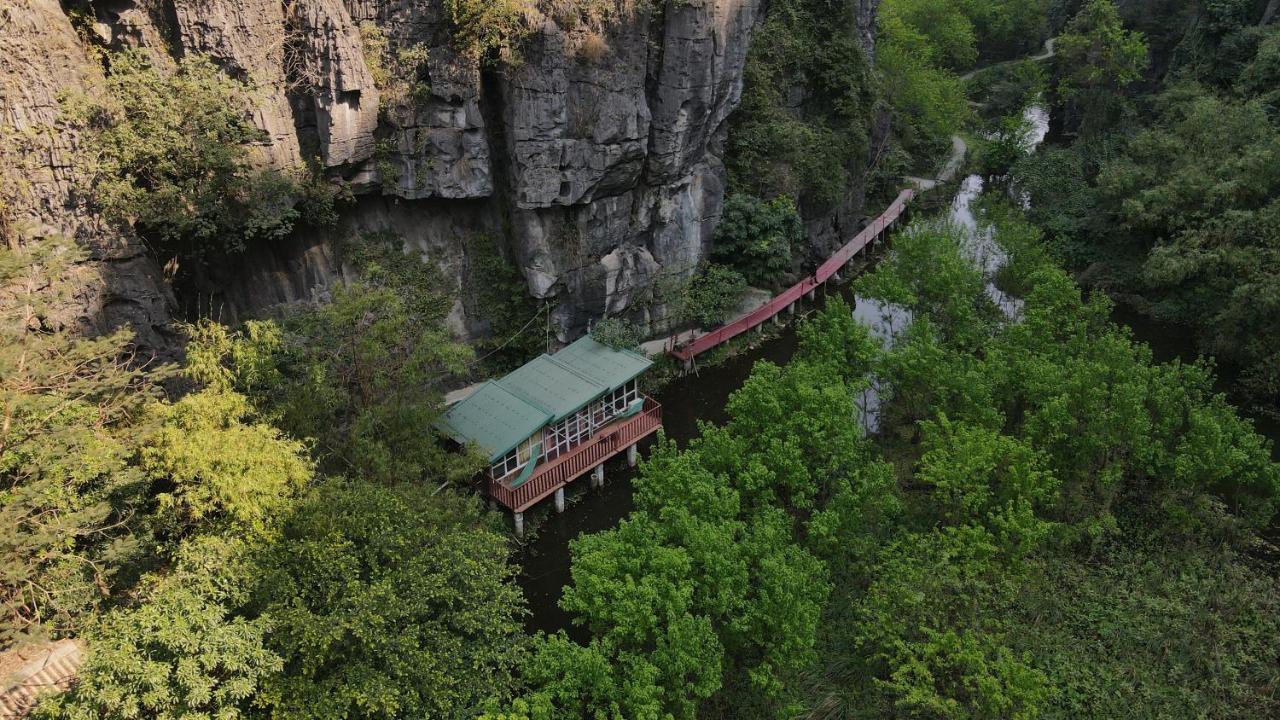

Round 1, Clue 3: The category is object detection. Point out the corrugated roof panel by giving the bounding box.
[437,381,552,462]
[497,355,605,422]
[437,335,655,462]
[554,335,653,391]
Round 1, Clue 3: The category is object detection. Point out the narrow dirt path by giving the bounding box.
[907,37,1057,191]
[960,37,1057,82]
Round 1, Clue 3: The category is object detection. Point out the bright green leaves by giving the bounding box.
[917,417,1058,553]
[856,525,1050,720]
[1056,0,1149,100]
[35,537,281,720]
[856,224,994,349]
[184,270,481,486]
[142,389,311,537]
[0,238,167,644]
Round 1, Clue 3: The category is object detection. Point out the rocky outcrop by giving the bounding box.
[1,0,175,354]
[212,0,765,338]
[5,0,814,348]
[168,0,380,169]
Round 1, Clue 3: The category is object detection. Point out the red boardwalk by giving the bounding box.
[670,189,915,364]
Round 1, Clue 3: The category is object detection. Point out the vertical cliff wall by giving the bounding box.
[1,0,175,353]
[4,0,881,347]
[74,0,760,341]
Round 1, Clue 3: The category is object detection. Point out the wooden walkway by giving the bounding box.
[1,640,82,719]
[669,188,915,365]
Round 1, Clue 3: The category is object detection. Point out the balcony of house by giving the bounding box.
[438,335,664,536]
[488,395,662,514]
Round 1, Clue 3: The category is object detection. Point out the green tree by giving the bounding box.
[0,238,167,644]
[35,537,280,720]
[1054,0,1148,132]
[61,50,339,263]
[712,194,800,287]
[726,0,878,211]
[254,481,527,720]
[186,273,480,486]
[142,389,312,537]
[677,264,747,328]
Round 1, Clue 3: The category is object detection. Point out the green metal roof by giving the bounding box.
[499,356,604,422]
[436,381,552,463]
[439,335,653,462]
[552,336,653,392]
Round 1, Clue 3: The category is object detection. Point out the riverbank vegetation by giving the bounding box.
[1013,0,1280,418]
[10,1,1280,718]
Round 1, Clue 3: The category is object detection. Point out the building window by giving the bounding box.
[491,435,537,481]
[538,380,642,463]
[600,379,639,421]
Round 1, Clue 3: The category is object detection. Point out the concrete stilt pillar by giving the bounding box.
[756,324,764,334]
[627,443,638,467]
[592,464,605,487]
[554,487,566,513]
[805,290,815,302]
[787,302,796,316]
[773,313,783,327]
[513,512,525,538]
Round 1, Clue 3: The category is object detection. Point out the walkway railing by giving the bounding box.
[669,189,915,363]
[488,396,663,513]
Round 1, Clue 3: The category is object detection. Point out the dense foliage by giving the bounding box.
[9,234,523,718]
[1015,0,1280,416]
[502,210,1280,718]
[674,264,748,328]
[1,239,168,646]
[711,194,801,286]
[726,0,879,212]
[61,50,340,264]
[12,4,1280,720]
[254,482,525,719]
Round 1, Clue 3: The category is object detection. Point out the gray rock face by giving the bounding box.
[350,0,494,199]
[8,0,820,350]
[1,0,175,354]
[297,0,381,168]
[212,0,766,339]
[171,0,305,168]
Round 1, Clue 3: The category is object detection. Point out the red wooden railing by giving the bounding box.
[488,396,663,513]
[669,189,915,363]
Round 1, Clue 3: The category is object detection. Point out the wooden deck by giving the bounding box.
[488,396,663,513]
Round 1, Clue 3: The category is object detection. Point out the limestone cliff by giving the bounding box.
[3,0,878,346]
[1,0,175,352]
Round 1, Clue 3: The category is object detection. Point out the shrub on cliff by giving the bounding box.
[62,50,340,264]
[678,264,748,328]
[713,193,800,287]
